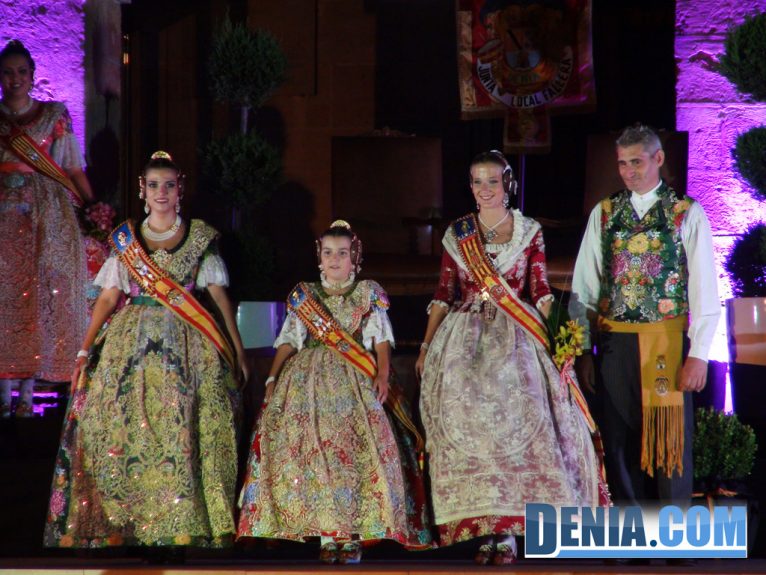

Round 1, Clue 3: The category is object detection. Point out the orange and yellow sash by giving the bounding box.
[288,282,378,379]
[2,124,83,207]
[453,214,550,350]
[288,282,425,455]
[453,214,607,492]
[109,220,236,371]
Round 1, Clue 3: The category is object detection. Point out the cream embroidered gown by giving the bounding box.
[420,211,608,545]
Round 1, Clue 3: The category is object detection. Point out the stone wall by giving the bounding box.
[676,1,766,303]
[0,0,86,154]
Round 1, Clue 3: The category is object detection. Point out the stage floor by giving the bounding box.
[0,558,765,574]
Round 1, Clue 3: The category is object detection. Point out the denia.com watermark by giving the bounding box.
[525,503,747,559]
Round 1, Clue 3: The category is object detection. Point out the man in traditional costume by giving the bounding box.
[570,124,720,510]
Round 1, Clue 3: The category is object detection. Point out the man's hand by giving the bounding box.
[679,356,707,392]
[575,353,595,394]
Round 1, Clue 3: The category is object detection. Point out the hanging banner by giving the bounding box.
[457,0,595,153]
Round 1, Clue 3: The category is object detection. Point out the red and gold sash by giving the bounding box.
[109,220,236,371]
[453,214,608,495]
[452,214,550,351]
[288,282,425,456]
[288,282,377,378]
[1,123,83,207]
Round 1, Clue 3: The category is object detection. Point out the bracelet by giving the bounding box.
[420,342,430,351]
[265,376,276,385]
[76,349,89,359]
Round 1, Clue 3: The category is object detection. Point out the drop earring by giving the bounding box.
[175,199,181,214]
[138,176,149,214]
[503,192,510,209]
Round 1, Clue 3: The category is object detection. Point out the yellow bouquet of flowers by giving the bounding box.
[544,300,585,372]
[552,319,585,370]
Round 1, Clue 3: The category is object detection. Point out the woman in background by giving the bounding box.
[0,40,93,417]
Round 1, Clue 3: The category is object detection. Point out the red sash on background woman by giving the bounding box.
[0,121,83,207]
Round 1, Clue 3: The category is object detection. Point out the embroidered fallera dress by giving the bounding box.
[44,220,241,548]
[237,280,432,549]
[420,210,608,545]
[0,101,87,381]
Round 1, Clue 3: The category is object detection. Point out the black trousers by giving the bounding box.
[595,330,694,507]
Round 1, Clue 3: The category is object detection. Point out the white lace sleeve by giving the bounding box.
[362,308,395,350]
[196,252,230,287]
[273,311,307,351]
[93,255,131,293]
[426,299,450,314]
[535,293,555,310]
[48,104,85,170]
[50,131,84,170]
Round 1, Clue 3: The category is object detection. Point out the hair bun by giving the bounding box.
[150,150,173,161]
[329,219,352,230]
[7,39,26,49]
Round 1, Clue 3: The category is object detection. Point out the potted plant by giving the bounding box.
[694,407,757,494]
[203,15,287,348]
[717,14,766,424]
[693,407,758,550]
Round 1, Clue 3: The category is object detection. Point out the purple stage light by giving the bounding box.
[676,0,766,411]
[0,0,87,154]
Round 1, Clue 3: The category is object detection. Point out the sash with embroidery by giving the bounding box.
[1,122,83,207]
[452,214,608,495]
[287,282,425,456]
[109,220,236,371]
[599,315,687,479]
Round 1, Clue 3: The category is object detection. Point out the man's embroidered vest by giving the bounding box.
[598,183,692,323]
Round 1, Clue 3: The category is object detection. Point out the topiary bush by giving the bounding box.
[694,407,757,489]
[725,222,766,298]
[733,126,766,200]
[208,17,287,110]
[202,131,281,209]
[718,12,766,101]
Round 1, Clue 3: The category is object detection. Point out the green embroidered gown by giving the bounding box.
[44,220,240,548]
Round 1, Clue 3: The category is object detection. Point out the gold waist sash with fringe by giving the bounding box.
[598,314,688,478]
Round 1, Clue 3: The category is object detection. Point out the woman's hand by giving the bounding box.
[538,298,553,319]
[415,348,428,380]
[71,356,87,392]
[264,378,276,403]
[238,354,251,389]
[373,372,389,404]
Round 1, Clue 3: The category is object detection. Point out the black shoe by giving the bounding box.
[142,547,186,564]
[666,558,696,566]
[608,558,650,565]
